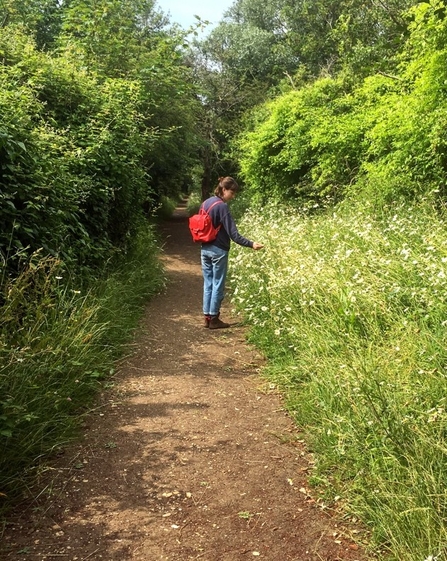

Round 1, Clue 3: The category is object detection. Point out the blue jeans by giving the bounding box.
[201,245,229,316]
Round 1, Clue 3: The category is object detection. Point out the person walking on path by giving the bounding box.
[201,176,264,329]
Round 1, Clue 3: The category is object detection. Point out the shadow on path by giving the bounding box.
[0,206,369,561]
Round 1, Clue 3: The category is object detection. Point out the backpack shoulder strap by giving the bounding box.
[204,199,224,213]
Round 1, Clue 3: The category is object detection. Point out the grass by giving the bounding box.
[155,195,181,220]
[0,223,164,511]
[228,198,447,560]
[186,191,201,216]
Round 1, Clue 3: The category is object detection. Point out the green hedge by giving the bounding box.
[0,27,157,275]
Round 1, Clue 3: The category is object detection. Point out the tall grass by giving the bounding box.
[229,200,447,560]
[0,224,164,507]
[155,195,182,220]
[186,192,201,216]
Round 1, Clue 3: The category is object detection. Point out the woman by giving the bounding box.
[200,176,264,329]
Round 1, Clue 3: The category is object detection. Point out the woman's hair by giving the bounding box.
[214,176,239,197]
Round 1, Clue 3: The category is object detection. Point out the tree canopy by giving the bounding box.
[0,0,441,273]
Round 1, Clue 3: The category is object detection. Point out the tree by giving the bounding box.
[188,0,299,198]
[58,0,168,77]
[205,0,417,82]
[186,38,271,199]
[281,0,416,77]
[203,0,298,90]
[59,0,203,200]
[1,0,65,49]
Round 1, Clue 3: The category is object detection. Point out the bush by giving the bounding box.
[0,27,160,276]
[235,77,364,205]
[235,2,447,210]
[186,192,201,216]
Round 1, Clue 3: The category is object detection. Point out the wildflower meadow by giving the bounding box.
[229,200,447,561]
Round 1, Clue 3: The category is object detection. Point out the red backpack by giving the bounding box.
[189,200,223,243]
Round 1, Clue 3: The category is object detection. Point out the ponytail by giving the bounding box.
[214,176,239,197]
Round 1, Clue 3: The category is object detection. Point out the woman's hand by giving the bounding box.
[252,242,264,250]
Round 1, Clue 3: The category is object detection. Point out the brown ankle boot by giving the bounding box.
[204,315,211,328]
[209,315,230,329]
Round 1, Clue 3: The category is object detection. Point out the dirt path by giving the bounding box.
[1,204,369,561]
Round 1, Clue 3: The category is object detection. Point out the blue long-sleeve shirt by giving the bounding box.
[201,196,253,251]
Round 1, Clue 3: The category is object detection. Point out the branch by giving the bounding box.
[284,71,296,89]
[377,71,404,82]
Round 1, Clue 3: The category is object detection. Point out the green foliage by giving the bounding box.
[235,0,447,208]
[1,0,64,49]
[0,21,201,275]
[353,2,447,205]
[0,28,145,272]
[0,224,164,501]
[188,0,420,195]
[229,200,447,559]
[58,0,202,199]
[154,195,179,219]
[214,0,416,82]
[282,0,417,77]
[0,32,89,271]
[204,20,297,85]
[186,192,201,216]
[58,0,168,77]
[236,76,366,204]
